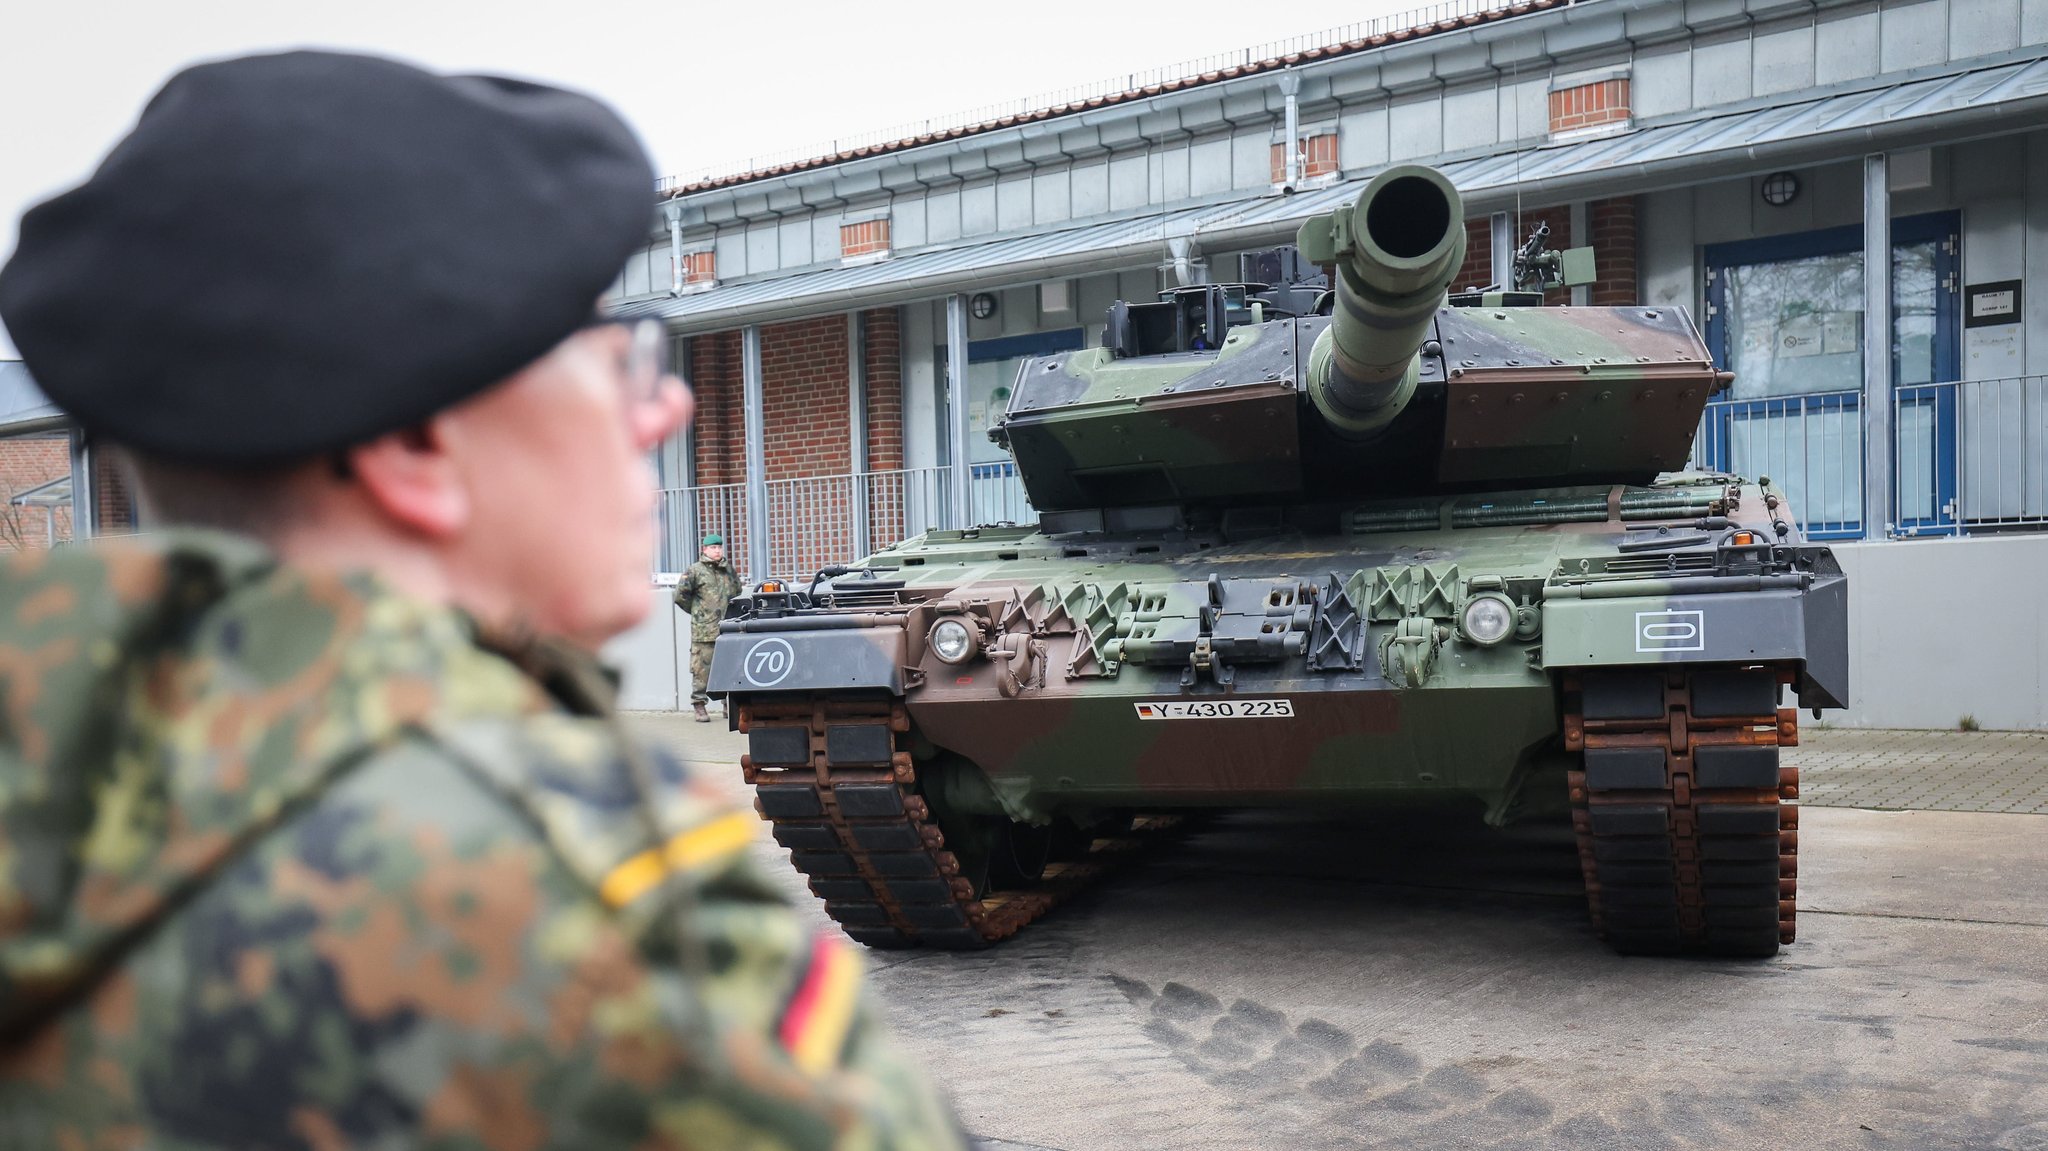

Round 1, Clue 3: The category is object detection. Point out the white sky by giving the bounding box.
[0,0,1417,357]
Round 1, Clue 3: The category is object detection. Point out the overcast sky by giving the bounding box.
[1,0,1416,357]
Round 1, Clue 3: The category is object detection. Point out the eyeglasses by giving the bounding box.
[580,316,675,407]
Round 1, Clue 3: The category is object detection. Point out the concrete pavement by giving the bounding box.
[632,713,2048,1150]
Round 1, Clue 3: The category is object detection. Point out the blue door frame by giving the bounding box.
[1702,213,1960,539]
[938,326,1086,473]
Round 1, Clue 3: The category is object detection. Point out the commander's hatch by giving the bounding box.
[994,311,1306,513]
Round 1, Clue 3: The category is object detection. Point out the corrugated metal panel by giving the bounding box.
[627,56,2048,333]
[615,205,1216,326]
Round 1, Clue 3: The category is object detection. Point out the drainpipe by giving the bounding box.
[945,294,971,530]
[67,429,95,541]
[1168,235,1202,287]
[666,208,685,296]
[1490,212,1514,290]
[742,325,770,581]
[1279,71,1302,189]
[846,311,871,558]
[1862,152,1892,539]
[1569,201,1590,306]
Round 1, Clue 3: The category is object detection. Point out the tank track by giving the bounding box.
[736,696,1166,949]
[1564,668,1801,957]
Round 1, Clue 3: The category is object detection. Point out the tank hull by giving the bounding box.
[710,475,1842,957]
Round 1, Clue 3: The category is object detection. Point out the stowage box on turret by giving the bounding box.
[709,163,1847,958]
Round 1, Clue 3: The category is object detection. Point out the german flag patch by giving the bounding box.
[778,933,862,1074]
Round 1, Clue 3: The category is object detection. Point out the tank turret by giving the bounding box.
[991,162,1724,517]
[1295,164,1465,438]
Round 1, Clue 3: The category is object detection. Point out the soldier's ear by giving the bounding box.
[345,421,470,539]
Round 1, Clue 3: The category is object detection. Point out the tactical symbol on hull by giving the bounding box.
[1635,609,1705,653]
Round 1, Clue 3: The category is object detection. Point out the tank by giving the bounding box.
[707,163,1848,958]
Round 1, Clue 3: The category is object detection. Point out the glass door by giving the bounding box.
[1702,213,1959,538]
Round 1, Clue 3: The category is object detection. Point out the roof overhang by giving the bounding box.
[8,474,71,508]
[619,53,2048,336]
[0,363,64,434]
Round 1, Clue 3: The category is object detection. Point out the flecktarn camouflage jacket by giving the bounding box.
[673,558,743,644]
[0,532,964,1150]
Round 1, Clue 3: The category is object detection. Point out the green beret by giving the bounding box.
[701,534,723,547]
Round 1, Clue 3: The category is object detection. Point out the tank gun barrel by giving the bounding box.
[1295,164,1465,437]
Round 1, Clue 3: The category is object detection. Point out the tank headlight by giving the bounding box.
[929,618,979,664]
[1461,594,1515,647]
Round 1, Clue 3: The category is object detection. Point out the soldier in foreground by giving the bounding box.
[675,533,743,721]
[0,50,965,1150]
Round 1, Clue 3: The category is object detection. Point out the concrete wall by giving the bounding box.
[1828,534,2048,730]
[603,538,2048,729]
[606,587,687,711]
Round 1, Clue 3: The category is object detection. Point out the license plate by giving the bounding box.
[1133,699,1294,720]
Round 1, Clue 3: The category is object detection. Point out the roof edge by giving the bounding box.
[656,0,1568,198]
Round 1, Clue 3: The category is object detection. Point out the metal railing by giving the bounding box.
[658,465,1040,584]
[968,462,1034,528]
[654,0,1552,193]
[1691,389,1865,538]
[656,481,747,574]
[1899,375,2048,533]
[1689,375,2048,539]
[671,378,2046,574]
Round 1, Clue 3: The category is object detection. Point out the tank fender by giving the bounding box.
[1540,584,1846,708]
[706,624,908,696]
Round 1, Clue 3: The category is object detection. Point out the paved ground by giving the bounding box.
[1793,727,2048,814]
[632,712,2048,1151]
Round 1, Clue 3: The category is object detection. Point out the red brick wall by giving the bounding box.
[1587,196,1638,306]
[1549,78,1631,135]
[760,315,852,481]
[0,436,73,551]
[1455,205,1575,301]
[95,454,136,535]
[1451,198,1636,305]
[687,307,903,485]
[841,220,891,259]
[686,330,744,487]
[862,308,903,472]
[1269,133,1339,184]
[683,251,716,285]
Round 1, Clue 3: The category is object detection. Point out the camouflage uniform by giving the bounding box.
[673,556,743,707]
[0,533,965,1150]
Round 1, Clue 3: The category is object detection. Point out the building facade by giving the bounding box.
[0,362,135,550]
[619,0,2048,599]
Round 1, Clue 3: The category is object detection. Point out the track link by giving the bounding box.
[1565,667,1800,957]
[737,696,1164,948]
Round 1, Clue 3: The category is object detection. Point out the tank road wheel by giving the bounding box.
[1564,669,1801,958]
[990,820,1053,888]
[736,696,1173,949]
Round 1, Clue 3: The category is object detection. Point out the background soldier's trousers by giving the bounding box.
[690,639,716,705]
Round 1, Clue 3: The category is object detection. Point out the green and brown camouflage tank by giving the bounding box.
[708,164,1846,960]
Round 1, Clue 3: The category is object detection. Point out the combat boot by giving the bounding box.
[693,702,710,723]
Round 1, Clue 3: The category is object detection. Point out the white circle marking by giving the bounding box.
[743,637,797,687]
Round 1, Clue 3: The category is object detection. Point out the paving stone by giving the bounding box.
[1792,727,2048,813]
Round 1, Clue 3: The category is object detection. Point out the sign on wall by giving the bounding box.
[1964,279,2023,377]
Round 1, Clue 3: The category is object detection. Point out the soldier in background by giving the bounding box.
[674,532,744,721]
[0,50,964,1150]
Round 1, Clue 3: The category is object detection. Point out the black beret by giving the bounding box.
[0,50,655,464]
